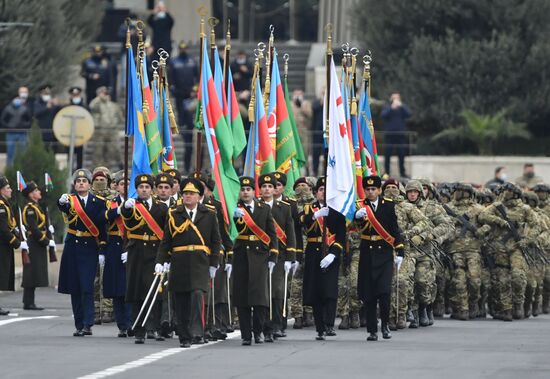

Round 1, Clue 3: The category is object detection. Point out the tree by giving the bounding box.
[432,110,531,155]
[0,0,105,107]
[352,0,550,139]
[5,123,68,242]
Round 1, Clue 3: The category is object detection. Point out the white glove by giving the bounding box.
[124,198,136,209]
[313,206,329,220]
[48,225,55,234]
[394,256,403,271]
[155,263,164,274]
[284,261,292,273]
[224,263,233,278]
[20,224,27,235]
[98,254,105,267]
[234,208,245,218]
[117,206,122,215]
[59,194,69,205]
[163,262,170,272]
[320,253,336,269]
[48,239,56,248]
[291,261,300,275]
[20,241,29,250]
[209,266,217,279]
[121,252,128,264]
[355,208,367,219]
[268,261,276,274]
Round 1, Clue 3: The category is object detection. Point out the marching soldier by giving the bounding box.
[156,178,221,348]
[355,176,403,341]
[104,172,132,337]
[232,176,278,346]
[477,188,497,318]
[164,168,182,203]
[301,177,345,340]
[21,181,52,310]
[259,173,296,341]
[290,177,315,328]
[121,174,168,343]
[532,184,550,314]
[58,169,108,336]
[155,173,176,208]
[192,172,234,339]
[0,176,21,315]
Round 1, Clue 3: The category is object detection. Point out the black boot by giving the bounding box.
[293,317,303,329]
[419,305,429,327]
[381,324,392,339]
[303,312,314,327]
[350,312,360,329]
[338,315,350,330]
[406,308,415,323]
[409,310,419,329]
[426,304,434,326]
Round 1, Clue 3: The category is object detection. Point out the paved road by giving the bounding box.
[0,288,548,379]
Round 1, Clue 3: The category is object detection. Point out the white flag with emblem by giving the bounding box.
[325,57,355,218]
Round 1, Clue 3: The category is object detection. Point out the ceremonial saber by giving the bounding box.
[131,274,159,330]
[269,271,273,321]
[166,270,171,326]
[395,260,399,326]
[282,270,289,318]
[227,273,232,325]
[211,277,216,327]
[142,272,165,327]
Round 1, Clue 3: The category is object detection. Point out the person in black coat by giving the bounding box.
[354,175,404,341]
[33,85,61,148]
[0,177,21,315]
[22,181,52,310]
[300,177,346,340]
[147,1,174,58]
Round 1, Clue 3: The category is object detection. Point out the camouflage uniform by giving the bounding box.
[289,188,314,326]
[478,183,541,320]
[477,188,496,317]
[384,188,431,330]
[533,185,550,314]
[89,95,123,169]
[337,227,361,329]
[446,184,486,320]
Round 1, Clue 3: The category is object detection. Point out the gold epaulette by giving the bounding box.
[95,194,106,201]
[384,197,393,202]
[204,203,216,212]
[279,200,290,206]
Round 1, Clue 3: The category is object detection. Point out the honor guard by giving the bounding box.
[155,173,176,208]
[156,178,221,348]
[21,181,52,310]
[104,172,132,336]
[192,171,235,340]
[259,173,296,341]
[355,175,403,341]
[164,169,182,203]
[301,177,345,340]
[57,169,108,337]
[232,176,278,346]
[0,176,21,315]
[121,174,168,344]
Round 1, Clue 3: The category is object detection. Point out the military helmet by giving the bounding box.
[405,179,423,193]
[478,188,496,204]
[522,191,539,207]
[532,184,550,193]
[501,182,522,197]
[455,182,474,195]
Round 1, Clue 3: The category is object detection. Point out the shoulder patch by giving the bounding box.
[383,197,393,202]
[279,200,290,206]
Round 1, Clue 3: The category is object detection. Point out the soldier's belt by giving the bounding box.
[361,235,384,241]
[236,235,261,241]
[127,233,159,241]
[171,245,211,255]
[307,237,323,242]
[108,231,122,236]
[67,228,94,237]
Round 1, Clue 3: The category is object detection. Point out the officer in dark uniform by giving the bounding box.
[233,176,278,346]
[21,181,52,310]
[156,178,221,348]
[58,169,108,336]
[355,175,404,341]
[300,177,345,340]
[104,172,132,337]
[0,176,20,315]
[164,168,182,203]
[259,173,296,341]
[121,174,168,344]
[80,45,115,104]
[155,173,176,208]
[192,171,234,339]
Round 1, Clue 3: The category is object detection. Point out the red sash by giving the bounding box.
[240,206,271,245]
[135,202,164,240]
[363,203,396,246]
[311,205,336,246]
[273,219,287,246]
[70,195,99,237]
[111,200,125,237]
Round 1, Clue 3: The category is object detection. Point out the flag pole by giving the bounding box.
[321,23,332,259]
[195,9,207,174]
[124,19,131,202]
[263,25,274,108]
[223,19,231,95]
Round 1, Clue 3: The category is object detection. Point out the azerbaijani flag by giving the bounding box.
[358,82,377,175]
[200,38,241,239]
[227,67,247,159]
[127,45,152,198]
[141,54,163,174]
[350,84,365,199]
[160,86,176,170]
[44,172,53,192]
[16,171,26,191]
[243,76,276,194]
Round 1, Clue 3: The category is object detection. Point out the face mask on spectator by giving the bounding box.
[72,97,82,104]
[41,95,51,102]
[237,57,246,64]
[18,91,28,99]
[157,11,166,17]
